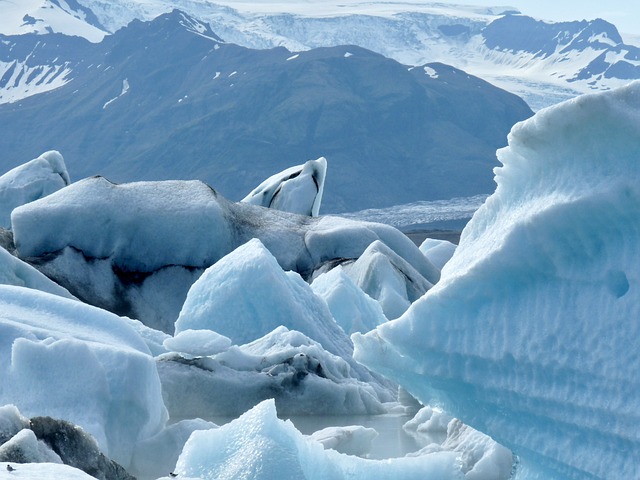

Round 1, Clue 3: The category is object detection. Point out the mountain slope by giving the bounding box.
[0,10,532,213]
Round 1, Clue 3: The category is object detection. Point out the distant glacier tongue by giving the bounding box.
[354,81,640,479]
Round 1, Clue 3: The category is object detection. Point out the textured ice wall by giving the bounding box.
[354,81,640,479]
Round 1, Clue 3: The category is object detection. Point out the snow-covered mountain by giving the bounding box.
[0,10,531,213]
[3,0,635,110]
[0,0,107,41]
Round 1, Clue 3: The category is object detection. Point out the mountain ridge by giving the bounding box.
[0,10,532,213]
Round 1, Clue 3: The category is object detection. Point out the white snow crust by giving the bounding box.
[0,0,107,42]
[0,462,96,479]
[354,81,640,479]
[0,60,74,106]
[69,0,640,109]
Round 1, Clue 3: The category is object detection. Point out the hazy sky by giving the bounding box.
[455,0,640,36]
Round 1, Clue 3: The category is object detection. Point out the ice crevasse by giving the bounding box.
[354,81,640,479]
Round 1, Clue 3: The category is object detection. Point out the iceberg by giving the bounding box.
[311,265,387,334]
[0,246,75,299]
[242,157,327,216]
[163,329,232,358]
[160,399,463,480]
[309,425,378,457]
[354,81,640,479]
[404,407,514,480]
[0,151,70,229]
[11,176,435,332]
[26,416,135,480]
[419,238,457,271]
[0,428,63,465]
[0,285,168,470]
[129,418,217,480]
[343,240,434,319]
[159,326,388,418]
[175,238,352,358]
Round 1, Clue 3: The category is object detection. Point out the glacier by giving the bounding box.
[66,0,640,109]
[354,81,640,479]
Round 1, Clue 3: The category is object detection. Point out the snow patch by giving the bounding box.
[102,78,129,109]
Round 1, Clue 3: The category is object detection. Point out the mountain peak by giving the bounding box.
[115,9,223,43]
[483,14,624,56]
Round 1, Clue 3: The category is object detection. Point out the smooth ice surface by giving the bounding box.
[0,285,168,469]
[355,81,640,479]
[162,399,463,480]
[0,151,69,229]
[0,247,75,300]
[343,240,434,319]
[311,266,387,334]
[175,238,353,359]
[160,326,390,417]
[419,238,457,271]
[242,157,327,216]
